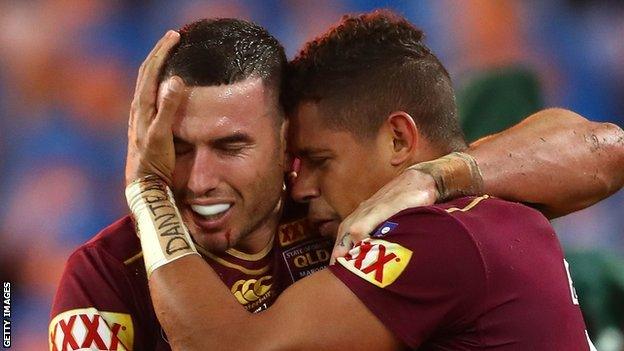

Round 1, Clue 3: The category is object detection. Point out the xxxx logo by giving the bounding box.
[49,308,133,351]
[278,221,308,246]
[337,239,412,288]
[231,275,273,305]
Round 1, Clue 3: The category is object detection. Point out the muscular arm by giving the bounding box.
[469,108,624,218]
[140,200,482,350]
[149,256,401,351]
[127,175,400,350]
[333,109,624,256]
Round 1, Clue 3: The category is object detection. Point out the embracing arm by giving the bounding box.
[468,108,624,218]
[149,256,400,351]
[334,109,624,257]
[142,202,479,350]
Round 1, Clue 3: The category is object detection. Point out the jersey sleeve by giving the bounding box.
[49,245,139,351]
[329,208,486,348]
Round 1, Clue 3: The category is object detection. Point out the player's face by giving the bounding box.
[307,196,341,237]
[290,102,395,228]
[164,78,285,252]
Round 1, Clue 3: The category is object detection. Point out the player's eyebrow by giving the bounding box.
[173,132,254,147]
[295,147,334,158]
[211,131,254,147]
[173,136,190,145]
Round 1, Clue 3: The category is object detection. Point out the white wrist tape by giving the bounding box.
[125,175,199,277]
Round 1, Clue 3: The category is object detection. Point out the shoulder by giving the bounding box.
[433,195,548,220]
[432,195,550,228]
[53,215,144,310]
[69,215,142,267]
[334,199,493,290]
[50,216,148,350]
[369,198,474,242]
[377,195,550,241]
[340,198,498,288]
[330,203,490,347]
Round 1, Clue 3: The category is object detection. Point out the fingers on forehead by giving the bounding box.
[136,32,181,110]
[135,31,179,93]
[145,31,180,79]
[150,31,179,62]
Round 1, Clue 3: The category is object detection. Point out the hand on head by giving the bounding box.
[126,30,185,186]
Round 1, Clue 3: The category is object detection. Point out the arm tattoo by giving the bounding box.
[339,232,351,247]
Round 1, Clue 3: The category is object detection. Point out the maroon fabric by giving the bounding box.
[50,216,332,350]
[330,196,591,350]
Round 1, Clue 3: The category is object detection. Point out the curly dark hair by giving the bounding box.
[286,10,466,151]
[162,18,286,97]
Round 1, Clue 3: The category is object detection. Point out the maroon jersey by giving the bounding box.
[330,196,595,350]
[49,215,332,350]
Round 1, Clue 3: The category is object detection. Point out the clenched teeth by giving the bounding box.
[191,203,231,218]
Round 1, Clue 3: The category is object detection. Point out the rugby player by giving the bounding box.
[51,17,623,351]
[126,12,623,350]
[49,20,335,351]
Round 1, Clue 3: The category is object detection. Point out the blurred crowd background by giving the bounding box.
[0,0,623,350]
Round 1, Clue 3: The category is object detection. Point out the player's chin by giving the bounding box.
[191,228,238,252]
[182,210,238,251]
[318,220,340,238]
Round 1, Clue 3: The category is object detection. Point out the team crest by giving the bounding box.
[49,308,133,351]
[337,238,412,288]
[371,221,398,237]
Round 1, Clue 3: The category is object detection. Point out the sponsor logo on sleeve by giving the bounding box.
[371,221,398,238]
[49,308,133,351]
[336,238,412,288]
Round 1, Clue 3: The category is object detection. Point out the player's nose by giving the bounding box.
[186,148,220,195]
[290,166,320,203]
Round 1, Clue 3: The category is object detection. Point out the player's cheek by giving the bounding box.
[320,180,341,218]
[172,157,193,190]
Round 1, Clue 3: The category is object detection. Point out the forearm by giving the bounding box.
[126,177,259,351]
[468,108,624,218]
[328,109,622,252]
[149,256,258,351]
[127,176,400,351]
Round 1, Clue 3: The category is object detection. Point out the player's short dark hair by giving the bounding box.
[286,10,466,151]
[162,18,286,110]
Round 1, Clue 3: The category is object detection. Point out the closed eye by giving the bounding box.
[217,143,250,155]
[301,155,331,170]
[309,157,329,167]
[174,137,193,156]
[212,133,255,156]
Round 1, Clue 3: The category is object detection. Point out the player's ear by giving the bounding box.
[385,111,418,166]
